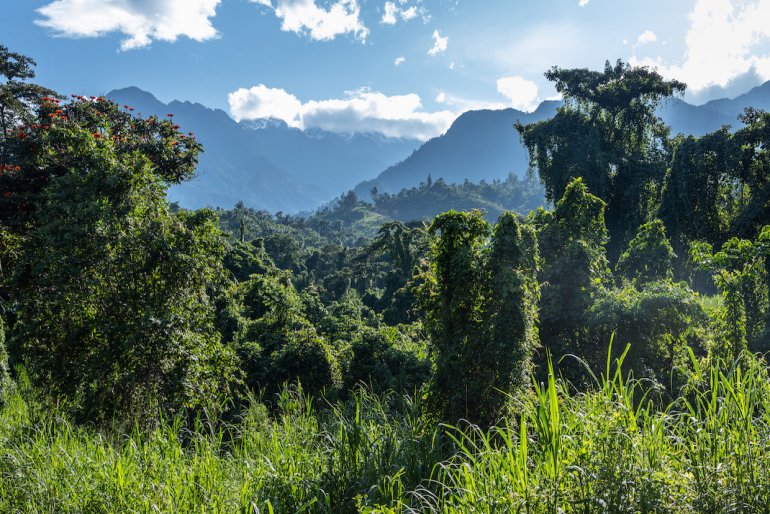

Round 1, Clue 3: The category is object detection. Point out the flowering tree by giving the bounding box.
[2,72,233,423]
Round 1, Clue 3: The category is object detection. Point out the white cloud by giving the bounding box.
[579,0,589,6]
[229,86,456,140]
[252,0,368,41]
[432,92,507,112]
[382,1,398,24]
[35,0,221,50]
[428,30,448,56]
[228,85,303,127]
[449,61,456,70]
[496,76,541,112]
[630,0,770,97]
[401,6,418,20]
[636,30,657,46]
[394,56,406,66]
[381,1,423,25]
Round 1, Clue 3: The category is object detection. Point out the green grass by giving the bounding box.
[3,349,770,513]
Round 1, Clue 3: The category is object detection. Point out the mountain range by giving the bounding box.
[107,87,420,212]
[108,81,770,213]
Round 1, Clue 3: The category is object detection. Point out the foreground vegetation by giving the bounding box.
[4,47,770,512]
[3,349,770,512]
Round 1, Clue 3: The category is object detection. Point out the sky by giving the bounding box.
[5,0,770,141]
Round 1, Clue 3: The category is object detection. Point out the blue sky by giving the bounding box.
[5,0,770,140]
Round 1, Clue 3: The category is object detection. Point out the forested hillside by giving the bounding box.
[4,48,770,512]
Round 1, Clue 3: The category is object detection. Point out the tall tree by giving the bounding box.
[616,219,676,286]
[535,177,611,373]
[517,60,685,258]
[419,210,539,426]
[659,129,735,263]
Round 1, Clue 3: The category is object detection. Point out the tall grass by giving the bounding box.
[3,349,770,512]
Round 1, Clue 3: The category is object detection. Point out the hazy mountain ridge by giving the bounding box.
[109,82,770,212]
[107,87,420,212]
[355,84,770,198]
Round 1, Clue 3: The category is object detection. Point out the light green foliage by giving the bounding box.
[419,210,539,426]
[3,350,770,512]
[0,385,442,514]
[0,317,11,403]
[692,227,770,358]
[616,219,676,285]
[587,282,708,385]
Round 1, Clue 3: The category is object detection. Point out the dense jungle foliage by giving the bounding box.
[3,48,770,511]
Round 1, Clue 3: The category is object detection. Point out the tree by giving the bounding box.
[0,46,56,162]
[419,210,539,426]
[692,228,770,359]
[535,177,611,373]
[730,109,770,237]
[485,212,540,400]
[659,129,734,260]
[586,281,707,388]
[8,95,234,423]
[616,219,676,286]
[517,60,685,258]
[232,271,341,398]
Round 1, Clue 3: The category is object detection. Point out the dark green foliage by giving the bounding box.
[369,174,545,223]
[518,60,685,258]
[0,45,56,162]
[731,108,770,237]
[8,97,233,421]
[536,178,610,373]
[616,219,676,285]
[486,213,540,395]
[420,210,539,426]
[659,129,734,259]
[343,325,429,394]
[231,271,342,397]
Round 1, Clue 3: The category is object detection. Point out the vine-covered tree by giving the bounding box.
[517,60,686,258]
[659,129,734,261]
[535,177,611,371]
[692,227,770,358]
[419,210,539,426]
[616,219,676,286]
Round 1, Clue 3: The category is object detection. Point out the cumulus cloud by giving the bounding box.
[636,30,657,45]
[630,0,770,98]
[35,0,221,50]
[579,0,589,6]
[228,85,303,127]
[251,0,368,41]
[496,76,541,112]
[381,1,423,25]
[382,2,398,24]
[394,56,406,66]
[229,86,456,140]
[428,30,448,56]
